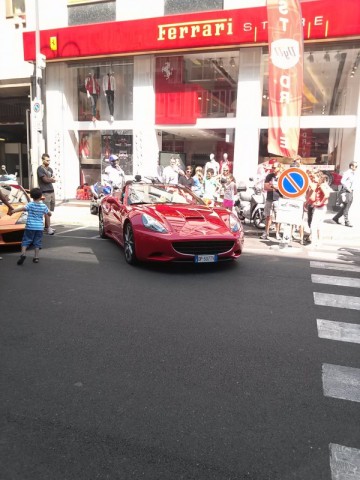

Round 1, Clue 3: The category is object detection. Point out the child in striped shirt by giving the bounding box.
[11,187,52,265]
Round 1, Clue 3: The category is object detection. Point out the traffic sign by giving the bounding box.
[277,167,309,198]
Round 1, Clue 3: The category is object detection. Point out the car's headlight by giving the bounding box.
[142,213,168,233]
[229,213,241,233]
[15,212,28,225]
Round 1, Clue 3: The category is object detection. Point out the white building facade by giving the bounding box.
[0,0,359,218]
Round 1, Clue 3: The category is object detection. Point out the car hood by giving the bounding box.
[140,204,231,235]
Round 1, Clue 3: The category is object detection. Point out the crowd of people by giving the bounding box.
[258,158,358,247]
[158,154,237,210]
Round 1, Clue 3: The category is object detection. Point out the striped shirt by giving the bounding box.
[25,201,49,230]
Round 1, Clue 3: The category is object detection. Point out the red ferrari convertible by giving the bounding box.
[99,181,244,264]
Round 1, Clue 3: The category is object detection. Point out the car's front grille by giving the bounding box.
[172,240,234,255]
[2,230,23,243]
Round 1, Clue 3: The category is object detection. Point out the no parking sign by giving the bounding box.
[278,167,309,199]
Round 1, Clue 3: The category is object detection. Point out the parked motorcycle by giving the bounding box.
[89,180,112,215]
[234,178,265,229]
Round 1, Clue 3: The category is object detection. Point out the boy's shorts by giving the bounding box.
[22,229,43,248]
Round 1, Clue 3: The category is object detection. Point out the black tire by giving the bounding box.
[323,171,334,185]
[99,210,108,238]
[124,223,137,265]
[90,203,98,215]
[253,209,265,229]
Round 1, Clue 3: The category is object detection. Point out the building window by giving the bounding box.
[74,59,134,122]
[164,0,223,15]
[6,0,26,28]
[68,0,115,26]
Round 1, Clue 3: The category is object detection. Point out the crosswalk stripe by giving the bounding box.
[329,443,360,478]
[323,363,360,403]
[314,292,360,310]
[308,251,356,262]
[312,274,360,288]
[310,261,360,273]
[317,319,360,344]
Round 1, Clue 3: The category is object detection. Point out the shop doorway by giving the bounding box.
[160,127,235,170]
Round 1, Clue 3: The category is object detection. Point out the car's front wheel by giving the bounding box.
[99,210,108,238]
[124,223,137,265]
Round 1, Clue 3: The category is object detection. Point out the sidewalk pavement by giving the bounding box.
[52,199,360,246]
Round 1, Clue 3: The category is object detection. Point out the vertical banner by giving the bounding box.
[267,0,304,157]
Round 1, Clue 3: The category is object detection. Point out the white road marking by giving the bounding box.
[329,443,360,479]
[312,274,360,288]
[314,293,360,310]
[58,226,90,234]
[323,363,360,403]
[310,261,360,273]
[317,319,360,344]
[308,251,356,262]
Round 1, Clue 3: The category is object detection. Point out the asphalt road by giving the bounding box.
[1,225,359,480]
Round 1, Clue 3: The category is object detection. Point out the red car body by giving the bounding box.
[99,181,244,264]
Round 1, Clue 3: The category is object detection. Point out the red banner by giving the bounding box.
[267,0,304,158]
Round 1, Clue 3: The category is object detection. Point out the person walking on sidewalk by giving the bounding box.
[333,162,358,227]
[11,188,52,265]
[37,153,56,235]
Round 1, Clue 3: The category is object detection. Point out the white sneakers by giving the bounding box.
[45,227,55,235]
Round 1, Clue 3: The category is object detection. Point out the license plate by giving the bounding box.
[195,254,218,263]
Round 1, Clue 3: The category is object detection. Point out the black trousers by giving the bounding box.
[105,90,114,115]
[333,191,353,223]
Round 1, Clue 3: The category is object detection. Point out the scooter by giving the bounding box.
[89,180,112,215]
[234,178,265,229]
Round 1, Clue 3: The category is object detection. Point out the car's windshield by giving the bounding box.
[0,184,28,204]
[126,183,205,206]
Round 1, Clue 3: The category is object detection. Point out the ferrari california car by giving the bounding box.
[0,183,29,245]
[99,180,244,264]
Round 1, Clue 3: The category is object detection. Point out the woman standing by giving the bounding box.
[308,173,331,247]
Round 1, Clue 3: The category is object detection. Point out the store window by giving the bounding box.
[79,130,133,186]
[76,60,133,122]
[68,0,115,26]
[6,0,26,28]
[261,42,360,116]
[156,53,238,124]
[164,0,223,15]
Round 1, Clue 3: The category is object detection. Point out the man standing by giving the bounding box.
[178,165,195,188]
[104,154,125,190]
[260,162,282,240]
[37,153,56,235]
[163,156,183,184]
[333,161,358,227]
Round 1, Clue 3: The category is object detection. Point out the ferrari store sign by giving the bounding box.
[23,0,360,62]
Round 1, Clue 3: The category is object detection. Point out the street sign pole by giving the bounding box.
[29,0,45,188]
[276,168,309,250]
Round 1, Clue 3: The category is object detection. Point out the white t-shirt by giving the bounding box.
[105,165,125,188]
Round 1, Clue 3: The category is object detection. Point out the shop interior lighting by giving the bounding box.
[307,52,314,63]
[323,52,330,62]
[230,57,236,68]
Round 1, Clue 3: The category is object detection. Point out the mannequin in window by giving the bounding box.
[220,153,233,174]
[80,134,90,160]
[85,71,100,122]
[102,72,115,122]
[204,153,220,177]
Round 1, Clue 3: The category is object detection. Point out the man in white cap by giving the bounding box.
[104,154,125,190]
